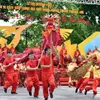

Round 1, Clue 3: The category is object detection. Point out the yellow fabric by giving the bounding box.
[0,24,31,47]
[83,65,93,78]
[83,65,100,78]
[56,40,77,57]
[93,66,100,78]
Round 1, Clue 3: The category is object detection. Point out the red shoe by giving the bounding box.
[79,90,82,93]
[93,91,97,98]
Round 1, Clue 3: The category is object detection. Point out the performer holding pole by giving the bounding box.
[26,52,40,98]
[40,29,57,100]
[41,46,55,100]
[9,44,16,54]
[2,43,9,57]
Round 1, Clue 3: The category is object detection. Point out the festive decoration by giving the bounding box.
[0,24,31,47]
[42,14,63,49]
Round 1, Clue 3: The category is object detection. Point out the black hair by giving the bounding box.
[7,50,12,54]
[44,47,50,53]
[28,51,33,56]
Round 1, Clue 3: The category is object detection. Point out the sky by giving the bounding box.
[84,34,100,53]
[0,20,12,26]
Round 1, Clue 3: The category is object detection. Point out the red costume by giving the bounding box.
[74,49,80,58]
[42,15,63,50]
[87,49,92,55]
[0,47,2,55]
[2,46,9,57]
[59,48,67,68]
[85,78,99,95]
[85,68,100,95]
[93,49,99,53]
[41,55,55,98]
[76,78,89,93]
[9,47,16,54]
[76,68,94,93]
[3,57,17,93]
[26,60,40,97]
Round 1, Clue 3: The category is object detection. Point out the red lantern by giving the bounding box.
[85,20,90,25]
[70,16,77,23]
[78,17,85,23]
[61,16,67,22]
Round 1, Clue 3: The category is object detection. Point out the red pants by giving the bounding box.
[85,78,99,95]
[27,76,40,97]
[76,78,89,91]
[42,73,55,98]
[4,72,19,92]
[12,71,19,92]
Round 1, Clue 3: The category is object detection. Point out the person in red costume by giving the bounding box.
[74,45,81,58]
[0,44,3,63]
[86,49,92,56]
[9,44,16,54]
[59,44,67,68]
[75,65,95,94]
[41,47,55,100]
[3,50,17,94]
[84,65,100,97]
[33,43,41,60]
[26,52,40,98]
[2,43,9,57]
[84,78,99,97]
[93,46,100,52]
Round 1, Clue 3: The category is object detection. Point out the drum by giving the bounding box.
[64,54,72,64]
[76,55,85,65]
[67,61,92,80]
[53,56,59,66]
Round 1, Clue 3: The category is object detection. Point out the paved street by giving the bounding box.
[0,86,100,100]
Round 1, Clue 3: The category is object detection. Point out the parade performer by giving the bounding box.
[75,63,95,94]
[2,43,9,57]
[86,49,92,56]
[93,46,99,52]
[84,65,100,97]
[59,44,67,68]
[3,50,18,94]
[9,44,16,54]
[81,48,100,97]
[26,52,40,98]
[41,47,55,100]
[74,45,81,58]
[75,77,89,93]
[0,44,2,56]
